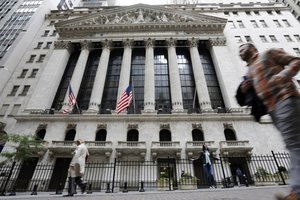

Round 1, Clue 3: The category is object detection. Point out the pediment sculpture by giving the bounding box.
[74,8,198,26]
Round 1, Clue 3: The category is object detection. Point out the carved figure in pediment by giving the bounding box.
[120,13,134,24]
[135,9,144,23]
[161,13,168,22]
[112,14,121,24]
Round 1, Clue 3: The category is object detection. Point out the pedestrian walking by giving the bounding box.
[64,139,89,197]
[238,43,300,200]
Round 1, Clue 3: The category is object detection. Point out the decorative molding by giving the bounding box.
[54,41,73,52]
[97,124,107,129]
[128,124,138,129]
[166,37,177,47]
[160,123,170,129]
[101,39,113,49]
[208,37,227,46]
[192,123,202,130]
[223,122,233,129]
[145,38,155,47]
[187,37,198,48]
[0,122,6,131]
[123,38,134,47]
[80,40,93,50]
[67,123,77,130]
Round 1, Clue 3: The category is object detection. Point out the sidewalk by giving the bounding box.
[0,185,290,200]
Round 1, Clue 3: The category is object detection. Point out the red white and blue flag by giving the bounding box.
[68,84,76,106]
[116,85,132,113]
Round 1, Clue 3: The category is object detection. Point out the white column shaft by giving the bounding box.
[144,43,155,112]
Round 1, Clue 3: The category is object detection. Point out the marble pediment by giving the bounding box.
[55,4,227,38]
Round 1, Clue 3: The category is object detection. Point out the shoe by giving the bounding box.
[275,193,300,200]
[81,182,87,194]
[63,194,74,197]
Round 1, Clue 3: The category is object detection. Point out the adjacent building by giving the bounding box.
[275,0,300,21]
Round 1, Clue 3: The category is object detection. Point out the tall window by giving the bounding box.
[282,19,291,27]
[273,20,282,27]
[159,129,171,141]
[18,69,28,78]
[199,46,225,109]
[10,104,21,115]
[19,85,30,96]
[101,49,123,113]
[245,36,253,43]
[259,35,268,43]
[129,49,145,114]
[177,48,199,113]
[65,129,76,141]
[8,85,20,96]
[0,104,9,116]
[154,48,171,114]
[77,50,101,111]
[51,50,80,110]
[95,129,107,141]
[259,20,268,28]
[127,129,139,141]
[237,20,245,28]
[192,129,204,141]
[269,35,278,42]
[224,129,236,141]
[36,129,46,140]
[284,35,293,42]
[250,20,259,28]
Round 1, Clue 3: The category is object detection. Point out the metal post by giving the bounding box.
[139,181,145,192]
[123,182,128,193]
[112,158,117,193]
[271,150,286,185]
[219,154,227,188]
[31,184,38,195]
[0,161,16,196]
[105,183,111,193]
[167,156,171,191]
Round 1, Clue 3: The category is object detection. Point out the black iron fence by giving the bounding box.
[0,151,290,194]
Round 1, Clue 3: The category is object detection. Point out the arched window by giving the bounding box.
[95,129,107,141]
[65,129,76,141]
[159,129,171,141]
[36,129,46,140]
[0,131,7,153]
[224,129,237,141]
[127,129,139,141]
[192,129,204,141]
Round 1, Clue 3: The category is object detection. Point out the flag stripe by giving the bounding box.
[116,85,133,113]
[68,85,76,106]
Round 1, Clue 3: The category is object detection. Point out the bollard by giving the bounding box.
[87,183,92,194]
[122,182,128,193]
[31,184,38,195]
[105,183,111,193]
[139,181,145,192]
[55,183,63,195]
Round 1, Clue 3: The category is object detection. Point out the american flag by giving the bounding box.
[116,85,133,113]
[68,84,76,106]
[62,108,70,114]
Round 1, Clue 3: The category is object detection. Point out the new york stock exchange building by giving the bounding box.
[0,2,298,192]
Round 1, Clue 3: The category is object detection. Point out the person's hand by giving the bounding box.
[241,80,252,93]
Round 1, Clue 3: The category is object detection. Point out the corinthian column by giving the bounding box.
[87,39,112,113]
[188,38,212,111]
[115,39,133,113]
[166,38,185,113]
[142,38,156,114]
[61,40,93,112]
[25,41,73,113]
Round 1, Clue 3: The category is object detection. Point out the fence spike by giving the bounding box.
[123,182,128,193]
[139,181,145,192]
[31,184,38,195]
[105,183,111,193]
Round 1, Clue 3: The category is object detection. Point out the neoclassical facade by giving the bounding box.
[1,2,299,183]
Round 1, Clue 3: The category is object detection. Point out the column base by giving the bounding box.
[85,109,99,115]
[141,109,157,115]
[171,109,187,114]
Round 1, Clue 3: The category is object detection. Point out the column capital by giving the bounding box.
[123,39,134,48]
[166,37,177,47]
[145,38,155,47]
[187,37,198,48]
[208,37,227,46]
[54,41,73,52]
[101,39,113,49]
[80,40,94,50]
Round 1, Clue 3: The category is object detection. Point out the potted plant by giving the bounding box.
[178,171,198,190]
[253,167,275,186]
[157,171,172,191]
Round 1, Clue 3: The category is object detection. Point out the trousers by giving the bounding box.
[203,163,214,187]
[270,97,300,195]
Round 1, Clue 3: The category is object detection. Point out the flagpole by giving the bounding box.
[131,77,136,114]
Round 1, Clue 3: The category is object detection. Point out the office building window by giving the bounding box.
[237,20,245,28]
[275,10,281,15]
[232,11,238,16]
[259,20,268,28]
[260,35,268,43]
[18,69,28,78]
[19,85,30,96]
[273,20,282,27]
[293,48,300,56]
[224,11,229,16]
[35,42,43,49]
[50,30,57,36]
[37,54,46,62]
[282,19,291,27]
[10,104,21,115]
[29,69,38,78]
[227,21,236,29]
[27,55,36,63]
[44,42,52,49]
[42,30,50,37]
[284,35,293,42]
[8,85,19,96]
[254,11,260,15]
[245,11,251,15]
[245,36,253,43]
[267,10,273,15]
[0,104,9,116]
[250,20,259,28]
[294,35,300,42]
[234,36,243,43]
[269,35,278,42]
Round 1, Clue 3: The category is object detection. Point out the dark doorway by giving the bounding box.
[228,157,252,185]
[192,129,204,141]
[65,129,76,141]
[36,129,46,140]
[48,158,71,191]
[127,129,139,141]
[95,129,107,141]
[192,159,209,188]
[157,158,177,189]
[159,129,171,141]
[14,157,39,191]
[224,129,236,141]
